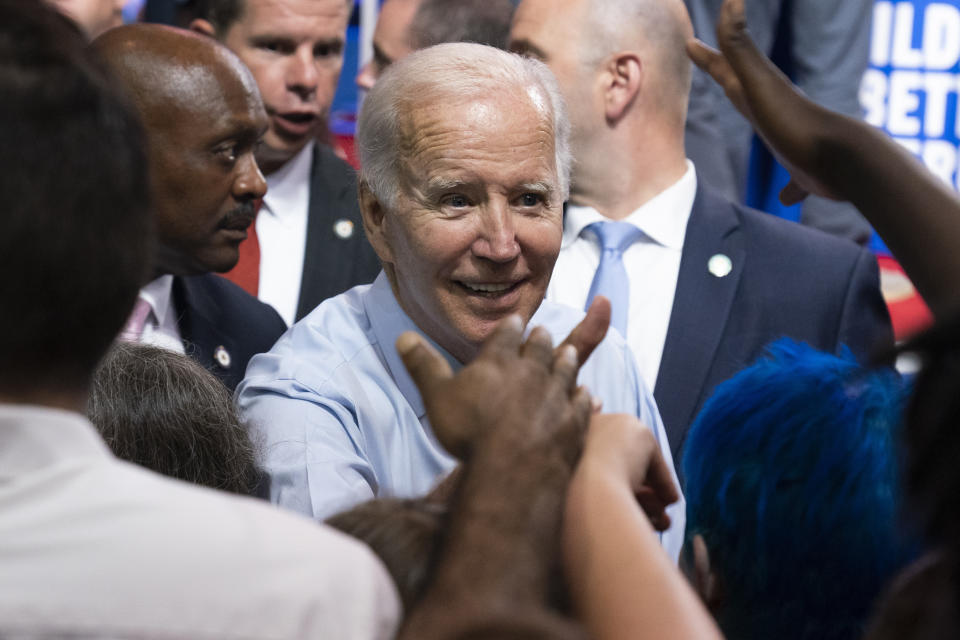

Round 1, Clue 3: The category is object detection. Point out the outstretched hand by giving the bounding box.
[686,0,841,205]
[397,315,593,463]
[578,414,679,530]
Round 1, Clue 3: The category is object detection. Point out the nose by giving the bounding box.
[473,202,521,263]
[234,153,268,202]
[287,50,319,100]
[355,61,376,91]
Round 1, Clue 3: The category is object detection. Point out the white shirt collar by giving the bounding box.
[562,160,697,250]
[139,274,175,325]
[262,140,315,219]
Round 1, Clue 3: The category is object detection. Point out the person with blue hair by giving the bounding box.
[682,338,913,640]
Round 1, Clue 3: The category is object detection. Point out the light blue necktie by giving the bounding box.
[585,221,644,336]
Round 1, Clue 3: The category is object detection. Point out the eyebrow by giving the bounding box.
[372,42,392,68]
[509,39,548,61]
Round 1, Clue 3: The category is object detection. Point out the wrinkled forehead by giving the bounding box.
[396,84,557,166]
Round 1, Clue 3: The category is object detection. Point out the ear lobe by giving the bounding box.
[692,534,722,611]
[604,52,642,122]
[358,181,394,264]
[189,18,216,37]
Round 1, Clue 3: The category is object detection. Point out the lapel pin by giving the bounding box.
[333,218,354,239]
[214,345,232,369]
[708,253,733,278]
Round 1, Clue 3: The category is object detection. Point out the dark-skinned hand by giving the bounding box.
[685,0,841,205]
[396,312,596,464]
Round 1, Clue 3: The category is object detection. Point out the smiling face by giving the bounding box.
[147,62,268,276]
[364,92,563,363]
[219,0,350,174]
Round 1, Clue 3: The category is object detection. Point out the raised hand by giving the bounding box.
[396,314,592,463]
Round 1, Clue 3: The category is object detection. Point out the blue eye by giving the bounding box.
[519,193,543,206]
[445,194,470,208]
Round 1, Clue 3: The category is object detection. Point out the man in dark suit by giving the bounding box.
[191,0,382,327]
[510,0,893,469]
[95,25,287,391]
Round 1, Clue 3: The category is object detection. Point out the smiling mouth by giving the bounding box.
[457,281,521,296]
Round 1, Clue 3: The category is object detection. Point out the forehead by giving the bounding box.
[400,92,557,187]
[155,63,266,142]
[510,0,586,60]
[235,0,351,38]
[374,0,419,53]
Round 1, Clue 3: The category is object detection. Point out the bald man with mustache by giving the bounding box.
[94,25,287,390]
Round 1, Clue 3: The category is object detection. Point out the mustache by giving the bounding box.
[219,200,257,229]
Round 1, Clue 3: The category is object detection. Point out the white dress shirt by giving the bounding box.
[259,141,313,327]
[546,161,697,391]
[0,402,400,640]
[138,274,185,354]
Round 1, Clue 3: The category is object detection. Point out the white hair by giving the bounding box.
[357,42,571,209]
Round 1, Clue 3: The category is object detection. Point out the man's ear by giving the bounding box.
[602,52,642,122]
[358,181,394,264]
[692,534,722,612]
[189,18,216,38]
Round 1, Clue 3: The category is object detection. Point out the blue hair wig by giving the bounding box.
[682,339,912,640]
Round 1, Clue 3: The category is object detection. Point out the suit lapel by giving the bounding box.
[654,184,744,457]
[173,276,240,386]
[296,145,356,320]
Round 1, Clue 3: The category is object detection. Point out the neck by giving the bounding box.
[570,117,687,220]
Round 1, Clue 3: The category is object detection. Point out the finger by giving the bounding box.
[779,178,809,206]
[635,487,672,532]
[643,444,681,507]
[552,343,579,392]
[686,37,723,77]
[558,296,610,367]
[397,332,454,402]
[520,325,556,369]
[477,314,524,361]
[591,395,603,413]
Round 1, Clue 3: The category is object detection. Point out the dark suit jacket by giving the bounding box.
[653,185,893,469]
[294,144,382,321]
[173,274,287,392]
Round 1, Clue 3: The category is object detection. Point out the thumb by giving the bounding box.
[396,332,453,403]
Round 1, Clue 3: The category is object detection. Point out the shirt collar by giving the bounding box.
[0,403,112,479]
[562,160,697,250]
[363,273,461,419]
[139,274,174,325]
[262,140,315,219]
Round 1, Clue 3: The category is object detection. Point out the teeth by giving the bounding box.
[463,282,512,293]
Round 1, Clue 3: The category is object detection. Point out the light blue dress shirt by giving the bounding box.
[237,272,685,559]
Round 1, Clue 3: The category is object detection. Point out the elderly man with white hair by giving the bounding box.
[236,42,684,558]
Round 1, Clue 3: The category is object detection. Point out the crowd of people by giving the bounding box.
[4,0,959,637]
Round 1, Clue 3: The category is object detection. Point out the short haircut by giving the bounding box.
[579,0,692,120]
[357,42,571,210]
[194,0,246,36]
[88,342,261,496]
[196,0,352,37]
[409,0,516,50]
[326,497,446,611]
[683,339,912,640]
[0,0,151,394]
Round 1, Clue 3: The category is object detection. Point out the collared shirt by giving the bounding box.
[547,161,698,391]
[237,272,686,561]
[138,274,185,354]
[259,141,314,327]
[0,403,400,640]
